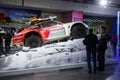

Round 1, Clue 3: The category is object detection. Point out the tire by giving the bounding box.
[71,24,86,39]
[24,35,42,48]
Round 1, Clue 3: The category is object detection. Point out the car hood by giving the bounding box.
[15,26,32,36]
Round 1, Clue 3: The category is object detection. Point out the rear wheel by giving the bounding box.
[24,35,42,48]
[71,23,86,39]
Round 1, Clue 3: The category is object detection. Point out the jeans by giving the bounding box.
[86,51,96,73]
[0,44,3,52]
[5,43,10,51]
[97,49,105,70]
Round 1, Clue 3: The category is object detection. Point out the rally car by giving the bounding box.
[11,16,88,48]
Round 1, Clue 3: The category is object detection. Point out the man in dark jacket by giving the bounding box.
[97,26,108,71]
[4,30,12,52]
[83,28,98,74]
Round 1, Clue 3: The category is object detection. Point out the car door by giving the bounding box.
[41,20,67,41]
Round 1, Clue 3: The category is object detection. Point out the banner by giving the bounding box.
[0,7,41,27]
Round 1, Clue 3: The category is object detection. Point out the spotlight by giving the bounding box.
[99,0,108,6]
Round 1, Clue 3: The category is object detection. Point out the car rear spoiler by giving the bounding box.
[38,16,57,21]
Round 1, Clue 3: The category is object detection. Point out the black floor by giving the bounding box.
[0,61,119,80]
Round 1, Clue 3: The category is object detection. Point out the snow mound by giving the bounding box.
[2,38,114,70]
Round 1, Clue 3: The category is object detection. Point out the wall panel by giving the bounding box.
[24,0,51,8]
[0,0,22,6]
[0,0,119,16]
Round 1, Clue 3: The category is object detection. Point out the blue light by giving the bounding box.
[117,11,120,59]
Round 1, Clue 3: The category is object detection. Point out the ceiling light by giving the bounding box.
[99,0,108,6]
[108,1,111,4]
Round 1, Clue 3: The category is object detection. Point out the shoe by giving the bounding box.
[99,69,104,71]
[97,67,104,71]
[88,71,92,74]
[93,70,96,74]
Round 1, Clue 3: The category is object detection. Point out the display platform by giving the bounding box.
[0,38,117,77]
[0,58,118,77]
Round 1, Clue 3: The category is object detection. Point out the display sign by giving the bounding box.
[0,7,41,27]
[63,11,83,23]
[84,15,112,34]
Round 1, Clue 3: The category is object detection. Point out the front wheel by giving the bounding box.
[24,35,42,48]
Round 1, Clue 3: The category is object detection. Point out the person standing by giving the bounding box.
[97,26,108,71]
[83,28,98,74]
[4,30,12,52]
[0,33,3,53]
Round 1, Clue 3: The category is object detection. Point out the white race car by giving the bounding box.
[12,16,88,48]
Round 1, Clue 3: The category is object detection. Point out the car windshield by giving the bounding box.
[24,21,38,28]
[24,22,31,28]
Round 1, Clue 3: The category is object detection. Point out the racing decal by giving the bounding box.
[48,28,66,39]
[45,26,64,31]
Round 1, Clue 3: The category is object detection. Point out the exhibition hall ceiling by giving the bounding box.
[62,0,120,8]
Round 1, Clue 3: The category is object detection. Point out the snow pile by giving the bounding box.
[3,51,29,70]
[2,38,114,70]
